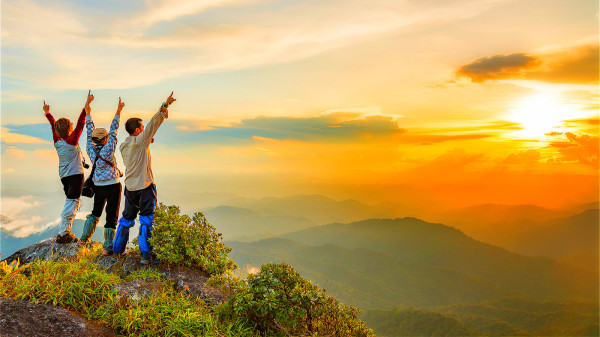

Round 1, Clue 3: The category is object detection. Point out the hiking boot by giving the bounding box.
[79,214,99,246]
[102,228,115,255]
[56,231,79,244]
[151,254,161,265]
[140,256,151,265]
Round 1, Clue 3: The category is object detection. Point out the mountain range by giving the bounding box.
[229,217,598,309]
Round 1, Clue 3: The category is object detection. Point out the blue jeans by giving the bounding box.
[112,184,156,256]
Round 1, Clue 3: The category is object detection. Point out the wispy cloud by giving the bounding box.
[0,196,55,237]
[548,132,599,168]
[456,44,599,85]
[2,0,510,90]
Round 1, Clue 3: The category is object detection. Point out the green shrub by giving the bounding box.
[0,249,121,321]
[211,262,374,337]
[149,203,237,274]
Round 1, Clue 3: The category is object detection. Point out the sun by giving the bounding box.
[507,93,574,139]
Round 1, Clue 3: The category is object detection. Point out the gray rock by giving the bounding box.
[113,279,165,301]
[94,253,228,305]
[0,297,119,337]
[1,237,100,266]
[2,239,228,305]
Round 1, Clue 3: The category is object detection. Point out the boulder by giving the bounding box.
[2,239,228,305]
[0,297,119,337]
[2,237,98,265]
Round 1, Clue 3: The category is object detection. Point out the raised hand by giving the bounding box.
[85,90,94,115]
[43,100,50,114]
[86,90,94,105]
[165,91,176,107]
[116,97,125,116]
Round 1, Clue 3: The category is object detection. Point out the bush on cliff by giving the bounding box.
[147,203,237,274]
[211,262,374,337]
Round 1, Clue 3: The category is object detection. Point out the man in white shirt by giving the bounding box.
[113,92,176,264]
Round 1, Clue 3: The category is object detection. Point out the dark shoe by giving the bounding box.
[56,232,79,244]
[152,255,161,265]
[140,256,151,265]
[101,249,113,256]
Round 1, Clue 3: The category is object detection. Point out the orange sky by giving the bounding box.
[1,0,598,236]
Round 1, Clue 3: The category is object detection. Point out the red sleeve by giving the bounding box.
[45,112,59,143]
[65,108,86,145]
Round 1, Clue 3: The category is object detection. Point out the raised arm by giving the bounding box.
[43,101,59,143]
[137,92,175,146]
[104,98,124,153]
[85,113,95,158]
[66,90,93,146]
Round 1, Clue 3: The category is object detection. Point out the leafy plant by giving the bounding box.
[148,203,237,274]
[211,262,374,337]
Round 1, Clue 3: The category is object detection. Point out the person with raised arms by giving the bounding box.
[113,92,176,264]
[43,91,92,243]
[79,95,125,256]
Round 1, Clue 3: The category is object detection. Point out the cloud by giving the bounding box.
[456,53,539,82]
[456,44,599,84]
[4,147,26,159]
[133,0,254,28]
[502,149,542,164]
[0,196,57,237]
[2,0,510,90]
[160,112,406,145]
[548,132,599,168]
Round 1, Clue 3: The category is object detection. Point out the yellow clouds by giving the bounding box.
[456,53,540,82]
[457,44,599,84]
[548,132,599,168]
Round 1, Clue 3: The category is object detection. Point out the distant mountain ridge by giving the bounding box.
[501,209,599,259]
[229,216,598,309]
[203,205,314,241]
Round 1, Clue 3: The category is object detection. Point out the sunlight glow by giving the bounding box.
[508,93,575,139]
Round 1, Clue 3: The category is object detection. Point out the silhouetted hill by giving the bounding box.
[279,218,598,303]
[224,194,399,225]
[433,203,573,244]
[229,238,520,309]
[437,297,599,336]
[440,203,570,225]
[203,205,314,240]
[502,209,599,260]
[360,309,476,336]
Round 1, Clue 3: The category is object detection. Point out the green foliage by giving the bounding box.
[149,203,237,274]
[125,268,165,282]
[212,262,374,337]
[0,251,121,320]
[0,250,256,337]
[108,286,255,337]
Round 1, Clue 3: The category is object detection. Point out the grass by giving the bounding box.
[0,247,257,337]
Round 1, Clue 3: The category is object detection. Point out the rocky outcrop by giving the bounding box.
[2,237,92,265]
[0,297,119,337]
[2,238,227,305]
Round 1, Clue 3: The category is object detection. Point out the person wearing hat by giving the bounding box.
[43,91,92,243]
[79,95,124,255]
[113,91,175,264]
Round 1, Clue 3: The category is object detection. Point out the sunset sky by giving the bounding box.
[1,0,598,237]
